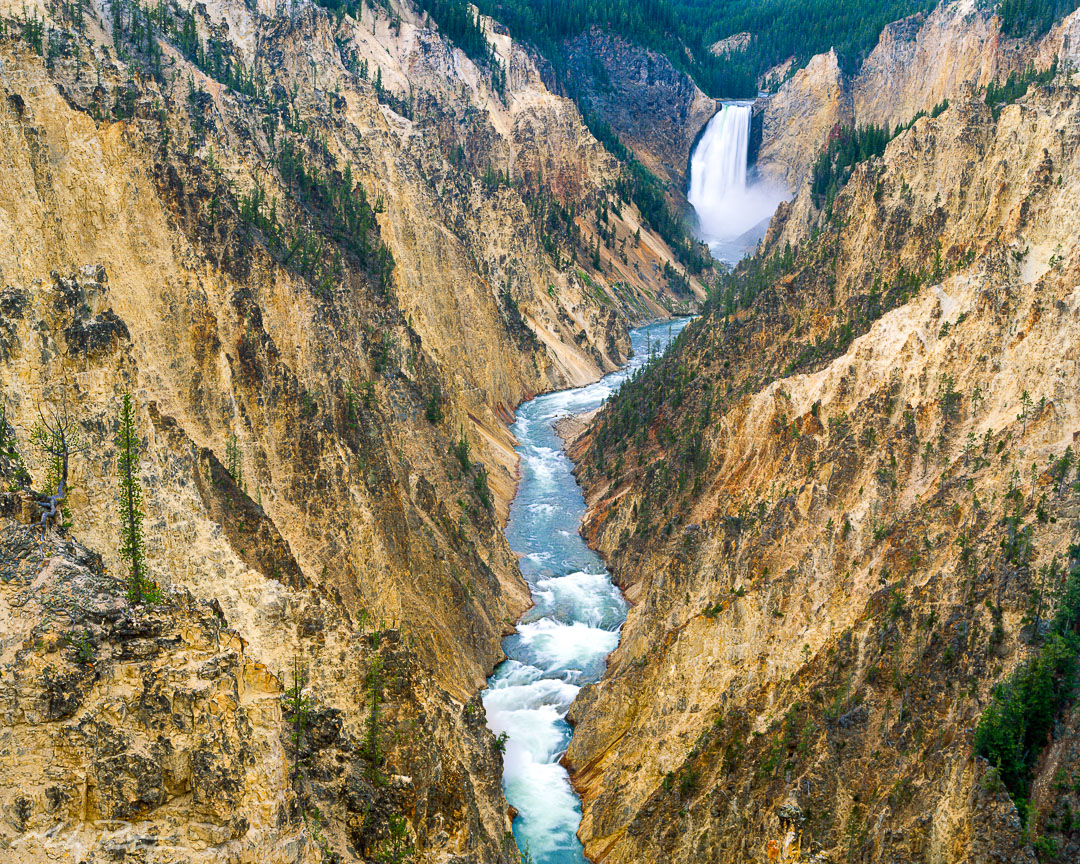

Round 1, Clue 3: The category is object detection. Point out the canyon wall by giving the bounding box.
[563,28,716,191]
[758,1,1080,190]
[568,69,1080,864]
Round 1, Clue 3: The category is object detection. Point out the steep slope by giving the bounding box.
[562,28,716,191]
[566,69,1080,863]
[0,515,512,863]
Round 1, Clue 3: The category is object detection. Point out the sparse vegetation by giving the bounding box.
[225,432,243,489]
[364,647,385,783]
[65,628,96,664]
[985,60,1059,117]
[975,547,1080,818]
[284,658,313,788]
[30,408,83,531]
[425,386,444,425]
[117,393,159,605]
[0,404,31,489]
[376,814,414,863]
[811,99,949,210]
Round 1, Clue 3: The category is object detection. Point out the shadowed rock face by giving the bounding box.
[564,72,1080,864]
[563,28,716,191]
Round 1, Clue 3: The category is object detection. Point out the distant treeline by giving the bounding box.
[473,0,939,98]
[469,0,1080,100]
[414,0,508,93]
[997,0,1080,38]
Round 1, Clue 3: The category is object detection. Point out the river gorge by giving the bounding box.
[484,320,689,863]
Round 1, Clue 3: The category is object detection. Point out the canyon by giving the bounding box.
[0,0,701,859]
[0,0,1079,862]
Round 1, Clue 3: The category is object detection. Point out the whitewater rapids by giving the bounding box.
[483,319,689,864]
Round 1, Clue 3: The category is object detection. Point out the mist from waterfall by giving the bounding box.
[688,102,787,262]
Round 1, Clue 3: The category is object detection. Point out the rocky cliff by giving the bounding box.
[563,28,716,191]
[0,515,513,863]
[757,1,1080,191]
[757,48,851,190]
[567,67,1080,864]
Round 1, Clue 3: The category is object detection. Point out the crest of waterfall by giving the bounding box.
[688,102,787,262]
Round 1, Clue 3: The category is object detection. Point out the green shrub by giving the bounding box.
[975,551,1080,804]
[425,387,444,425]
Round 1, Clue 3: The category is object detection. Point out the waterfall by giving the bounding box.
[688,103,751,213]
[688,102,786,262]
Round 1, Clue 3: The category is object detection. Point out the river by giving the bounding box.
[483,318,690,864]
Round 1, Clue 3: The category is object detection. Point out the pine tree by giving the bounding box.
[117,393,158,604]
[365,647,385,783]
[1019,390,1034,432]
[225,432,244,489]
[284,657,312,788]
[376,815,414,863]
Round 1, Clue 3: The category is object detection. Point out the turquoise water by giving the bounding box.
[483,319,690,864]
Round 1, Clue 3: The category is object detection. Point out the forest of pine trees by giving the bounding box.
[997,0,1080,37]
[474,0,939,98]
[474,0,1077,101]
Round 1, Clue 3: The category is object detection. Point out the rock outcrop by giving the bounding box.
[757,49,851,189]
[709,32,751,57]
[0,519,513,863]
[757,1,1080,190]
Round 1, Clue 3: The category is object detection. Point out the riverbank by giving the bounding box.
[553,408,601,450]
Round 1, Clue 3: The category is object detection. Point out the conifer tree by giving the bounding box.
[1019,390,1033,432]
[284,658,312,788]
[225,432,244,489]
[365,646,385,783]
[30,404,86,551]
[117,392,158,604]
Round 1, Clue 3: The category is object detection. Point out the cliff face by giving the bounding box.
[852,2,1005,130]
[563,28,716,191]
[757,49,851,190]
[0,0,702,859]
[567,75,1080,864]
[0,522,512,863]
[757,1,1080,190]
[852,0,1080,130]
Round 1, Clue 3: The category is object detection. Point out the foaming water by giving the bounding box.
[484,319,690,863]
[688,102,787,263]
